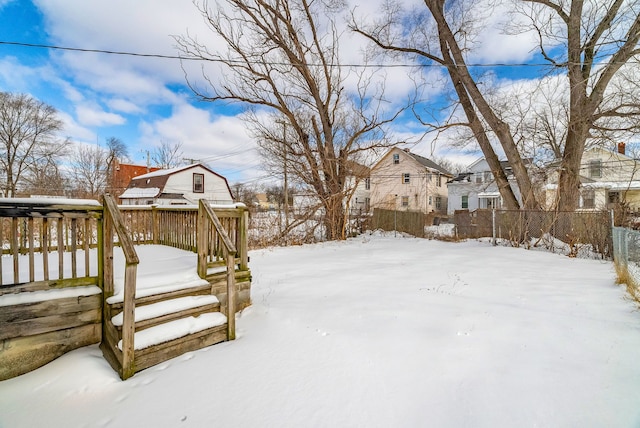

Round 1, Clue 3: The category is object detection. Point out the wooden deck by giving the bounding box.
[0,197,251,381]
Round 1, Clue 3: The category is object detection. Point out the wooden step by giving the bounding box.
[117,312,227,351]
[133,323,228,373]
[107,283,212,312]
[111,295,220,332]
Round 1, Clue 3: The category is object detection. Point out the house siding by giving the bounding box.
[370,148,449,214]
[545,147,640,211]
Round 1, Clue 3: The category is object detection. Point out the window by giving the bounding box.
[581,189,595,209]
[436,174,442,187]
[428,195,432,206]
[484,171,492,182]
[475,173,482,184]
[589,160,602,178]
[435,196,442,210]
[401,196,409,207]
[365,197,370,212]
[193,173,204,193]
[393,153,400,164]
[608,191,620,204]
[365,178,370,190]
[402,173,410,184]
[461,195,469,209]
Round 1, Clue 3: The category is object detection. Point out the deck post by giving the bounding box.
[197,202,207,279]
[121,262,137,379]
[226,250,236,340]
[239,207,249,271]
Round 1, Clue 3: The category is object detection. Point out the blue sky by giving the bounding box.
[0,0,548,185]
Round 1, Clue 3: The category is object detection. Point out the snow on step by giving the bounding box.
[117,312,227,351]
[106,279,209,305]
[111,295,219,326]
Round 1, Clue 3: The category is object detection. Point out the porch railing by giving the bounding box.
[0,198,103,291]
[103,194,139,379]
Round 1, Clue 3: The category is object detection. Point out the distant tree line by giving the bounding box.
[0,91,186,198]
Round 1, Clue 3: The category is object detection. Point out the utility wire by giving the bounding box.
[2,40,638,68]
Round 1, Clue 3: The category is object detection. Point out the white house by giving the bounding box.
[370,148,452,214]
[119,163,234,206]
[545,143,640,210]
[447,158,526,214]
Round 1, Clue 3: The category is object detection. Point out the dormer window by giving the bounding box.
[193,173,204,193]
[393,153,400,164]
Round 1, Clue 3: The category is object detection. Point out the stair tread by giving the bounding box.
[118,312,227,351]
[111,295,219,326]
[106,278,210,305]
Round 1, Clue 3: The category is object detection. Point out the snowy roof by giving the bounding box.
[545,181,640,191]
[119,187,161,199]
[133,164,197,180]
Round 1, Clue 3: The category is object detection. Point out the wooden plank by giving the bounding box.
[239,209,249,270]
[28,217,35,282]
[0,294,102,323]
[120,262,137,380]
[12,217,18,283]
[0,276,98,295]
[107,284,211,312]
[118,302,221,333]
[71,218,77,278]
[0,323,101,381]
[84,218,90,277]
[42,218,49,281]
[57,218,64,280]
[133,325,227,373]
[0,308,101,340]
[226,253,236,340]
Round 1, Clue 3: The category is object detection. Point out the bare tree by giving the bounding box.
[104,136,129,195]
[354,0,640,212]
[512,0,640,211]
[0,92,68,197]
[70,144,109,198]
[21,154,68,196]
[351,1,533,209]
[176,0,404,239]
[151,140,184,169]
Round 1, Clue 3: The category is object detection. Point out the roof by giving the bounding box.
[119,187,161,199]
[126,163,234,199]
[403,151,452,176]
[372,148,452,176]
[343,160,370,178]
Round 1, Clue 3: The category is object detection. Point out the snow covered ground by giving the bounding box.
[1,233,640,427]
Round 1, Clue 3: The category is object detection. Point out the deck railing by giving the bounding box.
[198,200,237,340]
[0,198,103,290]
[103,195,139,379]
[118,204,249,270]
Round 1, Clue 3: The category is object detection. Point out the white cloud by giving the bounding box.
[107,98,143,114]
[75,104,126,127]
[137,102,262,182]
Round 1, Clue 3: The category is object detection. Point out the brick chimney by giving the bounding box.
[618,142,626,155]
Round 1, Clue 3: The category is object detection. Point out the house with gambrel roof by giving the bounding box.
[369,148,452,214]
[119,163,234,205]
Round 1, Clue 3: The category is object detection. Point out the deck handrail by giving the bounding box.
[198,200,237,340]
[103,194,139,379]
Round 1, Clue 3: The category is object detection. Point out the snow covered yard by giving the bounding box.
[1,233,640,427]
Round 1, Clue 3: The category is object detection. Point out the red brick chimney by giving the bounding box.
[618,142,626,155]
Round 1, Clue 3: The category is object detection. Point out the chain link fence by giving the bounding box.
[454,209,613,259]
[612,227,640,302]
